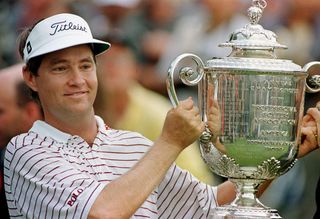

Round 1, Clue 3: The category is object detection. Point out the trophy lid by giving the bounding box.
[220,0,287,50]
[206,0,304,74]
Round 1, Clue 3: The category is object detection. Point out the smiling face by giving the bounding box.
[24,45,97,125]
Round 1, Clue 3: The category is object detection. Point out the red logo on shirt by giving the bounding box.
[67,188,84,206]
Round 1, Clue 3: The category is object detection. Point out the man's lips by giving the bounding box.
[64,91,88,96]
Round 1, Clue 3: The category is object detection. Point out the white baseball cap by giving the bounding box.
[23,13,111,63]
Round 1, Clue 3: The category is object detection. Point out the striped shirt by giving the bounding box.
[4,116,218,218]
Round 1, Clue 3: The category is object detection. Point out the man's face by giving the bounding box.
[30,45,98,123]
[0,80,24,147]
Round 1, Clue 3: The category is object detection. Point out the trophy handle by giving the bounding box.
[304,61,320,93]
[166,53,205,107]
[166,53,213,146]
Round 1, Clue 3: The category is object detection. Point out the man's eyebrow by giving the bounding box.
[49,56,94,65]
[80,56,95,63]
[49,58,69,65]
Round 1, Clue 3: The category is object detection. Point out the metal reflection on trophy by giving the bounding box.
[167,0,320,218]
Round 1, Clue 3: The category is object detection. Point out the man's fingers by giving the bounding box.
[178,97,194,110]
[302,114,312,124]
[307,107,320,146]
[178,97,201,116]
[193,107,200,116]
[299,126,319,158]
[307,108,320,123]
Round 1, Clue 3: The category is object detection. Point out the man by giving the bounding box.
[4,13,238,218]
[0,64,43,218]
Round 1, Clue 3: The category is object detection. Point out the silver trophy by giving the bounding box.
[167,0,320,218]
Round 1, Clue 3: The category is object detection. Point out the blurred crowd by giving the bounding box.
[2,0,320,90]
[1,0,320,218]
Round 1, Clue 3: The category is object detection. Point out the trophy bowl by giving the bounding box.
[167,1,320,218]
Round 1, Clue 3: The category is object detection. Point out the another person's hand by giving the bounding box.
[299,105,320,158]
[160,97,205,151]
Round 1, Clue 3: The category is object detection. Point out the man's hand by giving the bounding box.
[160,97,205,151]
[299,107,320,158]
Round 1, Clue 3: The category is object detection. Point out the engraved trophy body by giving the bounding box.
[167,1,320,218]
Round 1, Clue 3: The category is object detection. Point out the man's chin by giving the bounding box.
[66,106,94,117]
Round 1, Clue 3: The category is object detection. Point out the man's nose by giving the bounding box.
[68,68,85,86]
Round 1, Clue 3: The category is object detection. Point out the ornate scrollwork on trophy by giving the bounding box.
[214,155,246,179]
[279,158,298,176]
[248,0,266,25]
[308,75,320,89]
[199,127,212,153]
[251,157,281,179]
[179,66,203,86]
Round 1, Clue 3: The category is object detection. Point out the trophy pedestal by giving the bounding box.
[211,179,282,219]
[212,206,281,219]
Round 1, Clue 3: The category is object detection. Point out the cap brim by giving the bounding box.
[27,35,111,61]
[92,39,111,55]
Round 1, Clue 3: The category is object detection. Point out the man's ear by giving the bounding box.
[22,65,38,92]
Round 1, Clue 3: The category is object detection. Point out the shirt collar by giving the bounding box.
[30,116,107,144]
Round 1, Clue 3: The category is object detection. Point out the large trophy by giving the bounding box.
[167,0,320,218]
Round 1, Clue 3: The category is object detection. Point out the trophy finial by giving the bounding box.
[248,0,267,25]
[220,0,287,51]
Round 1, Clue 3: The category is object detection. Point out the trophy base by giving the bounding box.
[212,206,282,219]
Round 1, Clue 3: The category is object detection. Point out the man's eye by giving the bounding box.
[52,66,67,72]
[81,64,93,70]
[56,67,66,71]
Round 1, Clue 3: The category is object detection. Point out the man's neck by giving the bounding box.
[45,111,98,145]
[94,90,129,127]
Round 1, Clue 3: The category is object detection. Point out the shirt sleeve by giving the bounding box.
[4,135,105,219]
[157,163,218,218]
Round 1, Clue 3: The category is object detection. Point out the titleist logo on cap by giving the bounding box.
[49,20,87,36]
[23,13,110,62]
